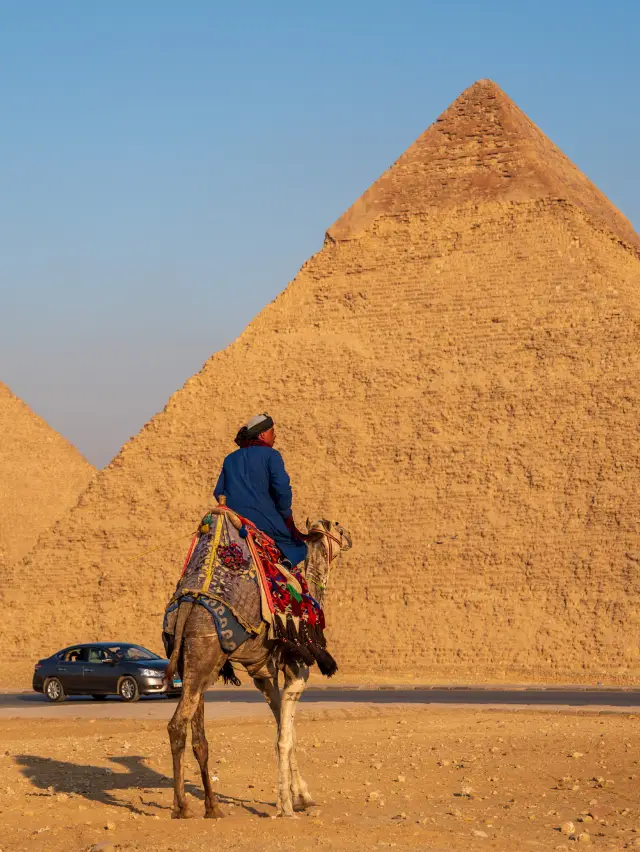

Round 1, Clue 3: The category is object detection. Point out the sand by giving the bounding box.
[0,706,638,851]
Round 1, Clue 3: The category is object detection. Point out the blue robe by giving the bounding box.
[214,445,307,566]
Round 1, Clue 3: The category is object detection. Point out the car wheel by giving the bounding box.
[44,677,66,703]
[118,676,140,702]
[91,694,108,700]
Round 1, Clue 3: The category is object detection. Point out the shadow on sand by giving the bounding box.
[15,753,272,817]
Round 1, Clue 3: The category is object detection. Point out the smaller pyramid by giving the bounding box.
[0,382,95,566]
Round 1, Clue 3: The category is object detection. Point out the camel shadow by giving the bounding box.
[15,754,273,817]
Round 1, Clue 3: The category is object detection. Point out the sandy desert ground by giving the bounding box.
[0,705,638,852]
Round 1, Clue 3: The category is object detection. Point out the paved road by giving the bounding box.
[1,687,638,719]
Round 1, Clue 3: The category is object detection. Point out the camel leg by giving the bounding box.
[284,664,314,811]
[167,630,225,819]
[168,682,202,819]
[276,665,308,817]
[253,674,282,726]
[253,674,283,782]
[191,694,223,818]
[289,717,315,810]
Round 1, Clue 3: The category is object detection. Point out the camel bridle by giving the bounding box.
[305,524,345,600]
[317,526,344,564]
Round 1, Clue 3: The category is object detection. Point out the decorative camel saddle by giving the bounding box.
[163,498,337,675]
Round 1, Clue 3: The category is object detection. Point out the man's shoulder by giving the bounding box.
[233,445,281,459]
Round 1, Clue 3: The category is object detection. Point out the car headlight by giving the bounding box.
[139,668,164,678]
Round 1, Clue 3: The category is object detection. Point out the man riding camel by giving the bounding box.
[213,413,307,567]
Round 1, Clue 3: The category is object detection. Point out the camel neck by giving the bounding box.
[304,542,330,604]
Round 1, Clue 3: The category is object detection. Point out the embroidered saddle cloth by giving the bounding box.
[163,511,336,675]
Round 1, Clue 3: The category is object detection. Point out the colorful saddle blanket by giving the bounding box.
[163,510,336,675]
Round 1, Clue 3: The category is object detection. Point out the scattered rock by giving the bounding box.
[394,775,406,783]
[570,752,584,759]
[472,830,489,838]
[104,821,116,831]
[576,832,591,843]
[560,821,576,835]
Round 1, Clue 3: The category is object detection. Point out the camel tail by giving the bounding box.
[164,601,194,687]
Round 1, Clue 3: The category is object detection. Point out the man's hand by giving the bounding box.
[284,513,308,542]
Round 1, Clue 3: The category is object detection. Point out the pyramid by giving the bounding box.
[5,80,640,681]
[0,382,95,567]
[330,80,639,248]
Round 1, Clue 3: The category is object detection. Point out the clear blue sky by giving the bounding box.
[1,1,638,468]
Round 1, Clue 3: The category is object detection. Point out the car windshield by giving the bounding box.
[105,645,160,661]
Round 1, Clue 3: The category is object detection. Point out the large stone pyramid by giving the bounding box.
[0,382,94,567]
[5,80,639,681]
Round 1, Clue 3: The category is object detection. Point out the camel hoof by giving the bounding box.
[294,798,316,812]
[205,807,225,819]
[171,808,191,820]
[275,809,299,819]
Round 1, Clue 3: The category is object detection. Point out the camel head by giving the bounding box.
[306,518,352,552]
[303,519,352,604]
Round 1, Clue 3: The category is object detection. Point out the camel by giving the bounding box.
[165,511,352,819]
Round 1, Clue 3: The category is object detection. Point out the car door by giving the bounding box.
[82,646,119,694]
[53,647,85,692]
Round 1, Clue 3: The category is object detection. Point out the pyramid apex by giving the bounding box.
[466,77,503,90]
[0,377,95,566]
[328,82,638,248]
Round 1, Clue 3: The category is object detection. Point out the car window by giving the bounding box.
[63,648,83,663]
[87,647,112,663]
[106,645,159,661]
[121,647,158,661]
